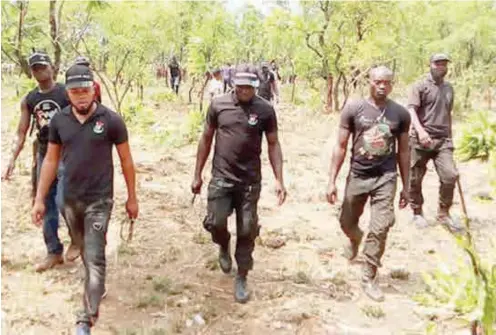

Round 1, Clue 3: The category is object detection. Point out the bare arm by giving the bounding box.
[193,123,215,179]
[328,128,351,184]
[8,97,30,163]
[397,132,410,190]
[116,141,137,201]
[34,143,61,202]
[407,106,424,133]
[266,130,284,183]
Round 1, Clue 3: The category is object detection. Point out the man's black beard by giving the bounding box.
[430,69,445,81]
[74,102,94,115]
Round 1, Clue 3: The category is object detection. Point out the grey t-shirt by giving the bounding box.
[408,73,454,139]
[340,98,411,177]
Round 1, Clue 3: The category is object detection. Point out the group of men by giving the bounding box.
[208,61,279,103]
[3,51,138,335]
[2,51,462,333]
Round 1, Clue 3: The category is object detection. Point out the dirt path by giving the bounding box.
[1,90,494,335]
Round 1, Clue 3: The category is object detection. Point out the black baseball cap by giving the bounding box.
[430,53,451,63]
[74,56,90,66]
[28,52,52,67]
[65,64,94,89]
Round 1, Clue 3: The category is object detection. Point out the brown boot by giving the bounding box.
[361,262,384,302]
[35,254,63,273]
[65,243,81,262]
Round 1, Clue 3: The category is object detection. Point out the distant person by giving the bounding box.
[326,66,411,302]
[169,56,181,95]
[257,62,279,104]
[2,51,71,273]
[74,56,102,103]
[222,62,235,93]
[407,53,463,232]
[191,64,286,304]
[207,68,224,100]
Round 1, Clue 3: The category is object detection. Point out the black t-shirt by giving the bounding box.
[48,104,128,203]
[339,98,411,177]
[169,62,180,77]
[257,71,275,100]
[206,93,278,184]
[25,83,70,155]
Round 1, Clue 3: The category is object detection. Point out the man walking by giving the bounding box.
[326,66,411,301]
[74,56,102,103]
[191,65,287,303]
[2,51,70,272]
[257,61,279,104]
[32,64,138,334]
[169,55,181,95]
[407,53,463,232]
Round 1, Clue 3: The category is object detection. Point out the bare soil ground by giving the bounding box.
[1,85,494,335]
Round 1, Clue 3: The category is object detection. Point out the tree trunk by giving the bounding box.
[326,74,333,113]
[49,0,62,80]
[333,73,342,112]
[189,77,198,105]
[16,1,31,78]
[198,75,209,112]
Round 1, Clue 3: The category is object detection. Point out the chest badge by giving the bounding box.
[93,120,104,134]
[248,113,258,126]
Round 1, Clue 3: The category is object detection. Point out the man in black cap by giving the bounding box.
[257,61,279,104]
[191,64,287,303]
[74,56,102,103]
[407,53,463,232]
[32,64,138,334]
[2,51,71,272]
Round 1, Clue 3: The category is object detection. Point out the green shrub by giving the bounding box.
[456,110,496,162]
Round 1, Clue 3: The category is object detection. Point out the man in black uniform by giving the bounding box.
[169,55,181,95]
[32,64,139,334]
[257,61,279,104]
[191,65,287,303]
[2,51,72,272]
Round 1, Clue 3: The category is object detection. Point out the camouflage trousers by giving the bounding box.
[339,171,397,267]
[203,178,261,272]
[409,137,459,214]
[61,198,113,326]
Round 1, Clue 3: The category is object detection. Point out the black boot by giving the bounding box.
[218,244,232,274]
[75,322,91,335]
[234,272,250,303]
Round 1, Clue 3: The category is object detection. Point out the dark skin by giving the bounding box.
[2,64,56,181]
[408,59,450,147]
[191,85,287,205]
[326,69,409,209]
[31,86,138,226]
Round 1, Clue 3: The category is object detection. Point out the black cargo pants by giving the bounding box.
[203,178,261,272]
[61,198,113,326]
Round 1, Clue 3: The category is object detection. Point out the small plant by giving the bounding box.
[361,304,385,318]
[456,110,496,162]
[135,294,163,309]
[151,91,177,103]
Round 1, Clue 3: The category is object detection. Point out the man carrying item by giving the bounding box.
[326,66,411,302]
[31,64,138,334]
[407,53,463,232]
[74,56,102,103]
[2,51,70,272]
[191,65,287,304]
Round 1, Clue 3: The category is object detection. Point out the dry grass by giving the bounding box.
[2,83,495,334]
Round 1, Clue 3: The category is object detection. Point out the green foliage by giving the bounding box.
[456,111,496,162]
[150,91,177,104]
[415,233,496,334]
